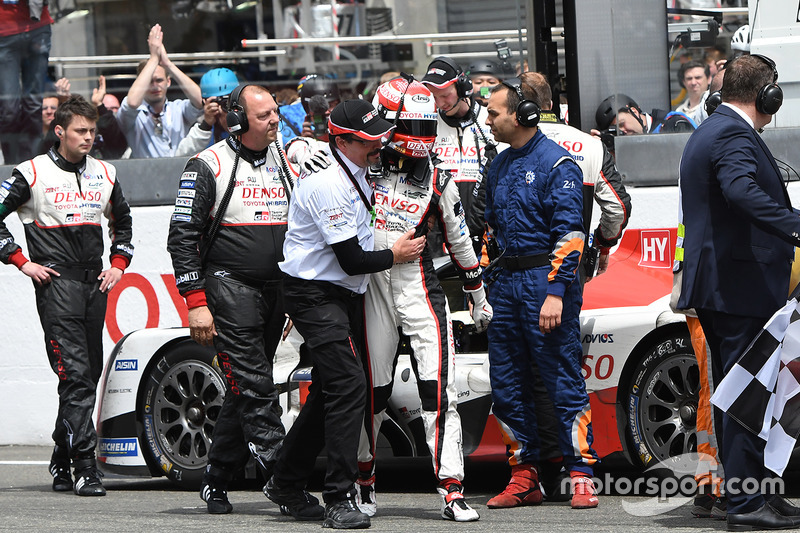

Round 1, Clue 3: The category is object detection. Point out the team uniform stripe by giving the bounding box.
[418,259,449,478]
[549,233,584,282]
[571,404,597,465]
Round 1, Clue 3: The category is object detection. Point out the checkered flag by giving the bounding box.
[710,293,800,476]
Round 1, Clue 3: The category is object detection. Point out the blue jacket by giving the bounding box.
[678,105,800,318]
[485,129,585,297]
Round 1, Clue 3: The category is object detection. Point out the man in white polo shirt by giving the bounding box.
[265,99,425,529]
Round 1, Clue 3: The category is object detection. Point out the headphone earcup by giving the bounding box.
[456,73,473,98]
[516,100,540,128]
[704,91,722,116]
[226,108,248,134]
[226,83,251,135]
[756,83,783,115]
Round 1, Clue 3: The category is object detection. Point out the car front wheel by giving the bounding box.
[138,340,225,488]
[625,331,699,468]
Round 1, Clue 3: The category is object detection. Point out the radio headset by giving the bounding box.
[433,56,474,98]
[501,77,540,127]
[710,54,783,116]
[751,54,782,115]
[705,91,722,116]
[226,83,250,135]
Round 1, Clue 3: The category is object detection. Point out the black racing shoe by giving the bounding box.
[263,477,324,521]
[49,446,72,493]
[200,480,233,514]
[73,467,106,496]
[49,461,72,492]
[322,498,370,529]
[539,462,571,503]
[710,496,727,520]
[691,490,715,518]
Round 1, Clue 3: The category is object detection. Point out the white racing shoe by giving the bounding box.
[438,481,480,522]
[355,475,377,517]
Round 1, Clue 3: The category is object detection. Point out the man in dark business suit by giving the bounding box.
[678,53,800,530]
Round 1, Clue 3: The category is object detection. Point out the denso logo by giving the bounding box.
[375,192,421,214]
[241,187,286,199]
[54,191,102,203]
[115,359,138,371]
[582,333,614,344]
[638,229,671,269]
[406,139,430,150]
[433,146,479,158]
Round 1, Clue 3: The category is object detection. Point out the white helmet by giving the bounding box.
[730,24,750,53]
[372,78,438,159]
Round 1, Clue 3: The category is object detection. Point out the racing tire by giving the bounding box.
[625,331,700,469]
[138,339,225,489]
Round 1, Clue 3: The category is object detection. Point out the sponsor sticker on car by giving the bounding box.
[99,438,138,457]
[115,359,138,371]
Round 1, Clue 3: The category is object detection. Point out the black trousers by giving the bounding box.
[205,273,286,480]
[35,277,106,459]
[272,276,368,503]
[697,308,774,514]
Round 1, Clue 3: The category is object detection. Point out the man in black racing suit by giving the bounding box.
[0,95,133,496]
[167,84,297,514]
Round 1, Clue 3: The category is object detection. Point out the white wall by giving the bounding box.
[3,183,800,445]
[1,205,183,445]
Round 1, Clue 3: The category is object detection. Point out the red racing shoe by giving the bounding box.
[487,464,543,508]
[570,472,599,509]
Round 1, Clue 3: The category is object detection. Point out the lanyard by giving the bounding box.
[270,143,294,202]
[329,143,376,226]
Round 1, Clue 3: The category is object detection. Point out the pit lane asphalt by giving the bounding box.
[0,445,787,532]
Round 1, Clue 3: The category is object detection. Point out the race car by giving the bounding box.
[96,227,695,488]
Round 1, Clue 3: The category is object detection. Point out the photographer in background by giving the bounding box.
[592,93,696,153]
[174,67,238,157]
[282,75,341,176]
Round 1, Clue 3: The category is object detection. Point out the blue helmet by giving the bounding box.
[200,68,239,98]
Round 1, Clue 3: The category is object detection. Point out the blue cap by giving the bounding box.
[200,68,239,98]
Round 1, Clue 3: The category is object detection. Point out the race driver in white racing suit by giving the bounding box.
[355,77,492,522]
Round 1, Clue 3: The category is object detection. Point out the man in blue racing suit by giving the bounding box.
[483,74,599,510]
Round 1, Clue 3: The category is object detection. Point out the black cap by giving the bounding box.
[421,58,460,89]
[328,99,394,141]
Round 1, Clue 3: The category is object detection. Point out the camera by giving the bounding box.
[494,39,511,61]
[599,126,617,152]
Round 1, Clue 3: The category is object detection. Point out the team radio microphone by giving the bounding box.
[308,95,330,137]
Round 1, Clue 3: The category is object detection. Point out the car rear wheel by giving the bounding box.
[625,331,699,468]
[138,340,225,488]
